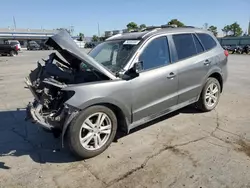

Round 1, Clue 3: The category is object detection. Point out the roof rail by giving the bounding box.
[141,26,161,31]
[142,28,161,38]
[161,24,178,28]
[105,33,122,41]
[180,26,196,28]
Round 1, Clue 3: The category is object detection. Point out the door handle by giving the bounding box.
[204,59,211,66]
[167,72,176,79]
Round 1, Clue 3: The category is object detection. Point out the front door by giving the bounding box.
[131,36,179,123]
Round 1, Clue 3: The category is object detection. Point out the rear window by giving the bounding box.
[10,42,18,45]
[196,33,217,50]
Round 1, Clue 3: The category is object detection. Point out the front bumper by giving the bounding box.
[25,100,79,132]
[25,102,54,130]
[24,75,79,137]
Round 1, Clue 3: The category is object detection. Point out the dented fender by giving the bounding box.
[61,106,79,147]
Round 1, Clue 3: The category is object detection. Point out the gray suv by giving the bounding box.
[25,28,228,159]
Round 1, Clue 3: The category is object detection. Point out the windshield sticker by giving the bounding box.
[123,40,140,45]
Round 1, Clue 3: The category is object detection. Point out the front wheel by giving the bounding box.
[196,77,221,112]
[67,105,117,159]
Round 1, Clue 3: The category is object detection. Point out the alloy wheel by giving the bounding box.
[79,112,112,151]
[205,83,219,107]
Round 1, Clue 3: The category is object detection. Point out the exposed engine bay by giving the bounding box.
[25,52,109,130]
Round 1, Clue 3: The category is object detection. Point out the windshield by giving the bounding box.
[88,39,140,73]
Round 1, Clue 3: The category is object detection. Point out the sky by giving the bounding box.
[1,0,250,36]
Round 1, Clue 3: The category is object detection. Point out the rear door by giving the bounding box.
[131,36,179,123]
[170,33,209,105]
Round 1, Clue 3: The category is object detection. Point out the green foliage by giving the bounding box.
[208,25,218,36]
[139,24,146,30]
[127,22,138,31]
[222,22,243,37]
[167,19,185,27]
[92,35,99,42]
[222,25,231,36]
[79,33,84,41]
[230,22,243,36]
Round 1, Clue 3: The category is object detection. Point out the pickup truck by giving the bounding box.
[0,43,19,56]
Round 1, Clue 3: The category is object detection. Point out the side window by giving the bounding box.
[196,33,217,50]
[172,34,197,61]
[139,36,170,70]
[192,34,204,54]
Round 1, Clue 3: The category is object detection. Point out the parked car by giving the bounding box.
[231,45,243,54]
[27,41,40,50]
[39,42,54,50]
[241,45,250,54]
[25,28,228,159]
[84,42,101,48]
[0,43,19,56]
[222,45,230,51]
[6,40,21,51]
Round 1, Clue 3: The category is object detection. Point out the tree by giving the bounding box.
[222,25,231,36]
[222,23,243,37]
[167,19,185,27]
[139,24,146,30]
[126,22,138,31]
[208,25,218,36]
[230,22,243,36]
[92,35,99,42]
[79,32,84,41]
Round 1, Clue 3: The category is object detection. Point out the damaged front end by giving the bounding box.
[24,54,79,134]
[24,30,114,141]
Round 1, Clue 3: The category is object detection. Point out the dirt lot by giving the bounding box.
[0,51,250,188]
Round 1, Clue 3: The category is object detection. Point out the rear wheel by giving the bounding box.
[196,77,221,112]
[67,105,117,159]
[9,50,16,57]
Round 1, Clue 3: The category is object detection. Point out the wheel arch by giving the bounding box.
[61,99,131,147]
[208,72,223,92]
[197,70,223,102]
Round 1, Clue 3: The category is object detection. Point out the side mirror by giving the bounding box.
[133,61,143,72]
[122,61,143,80]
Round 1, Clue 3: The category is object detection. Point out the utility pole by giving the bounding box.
[13,16,16,30]
[98,22,100,37]
[69,25,74,36]
[203,23,208,30]
[248,18,250,36]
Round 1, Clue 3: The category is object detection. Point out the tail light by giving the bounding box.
[224,50,229,57]
[15,45,18,51]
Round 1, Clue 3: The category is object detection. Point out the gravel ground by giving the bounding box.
[0,51,250,188]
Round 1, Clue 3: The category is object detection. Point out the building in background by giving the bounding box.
[0,27,90,48]
[104,29,130,38]
[0,28,57,47]
[104,31,113,37]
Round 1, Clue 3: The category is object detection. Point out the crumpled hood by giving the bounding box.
[45,30,116,80]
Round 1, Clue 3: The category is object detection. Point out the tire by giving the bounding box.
[196,77,221,112]
[67,105,117,159]
[9,50,16,57]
